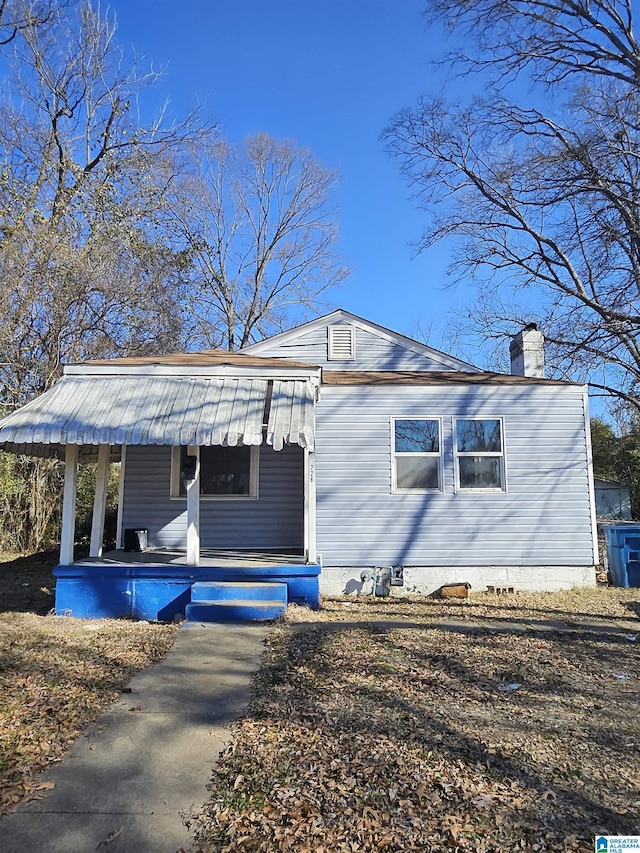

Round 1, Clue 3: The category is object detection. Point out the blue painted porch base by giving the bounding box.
[53,562,321,621]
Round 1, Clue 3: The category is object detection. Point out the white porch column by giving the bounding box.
[60,443,79,566]
[186,446,200,566]
[89,444,111,558]
[304,448,317,563]
[115,445,127,550]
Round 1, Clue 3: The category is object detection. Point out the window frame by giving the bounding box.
[391,416,443,494]
[453,417,507,493]
[170,445,260,501]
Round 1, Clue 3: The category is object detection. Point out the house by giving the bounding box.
[594,478,632,520]
[0,310,598,620]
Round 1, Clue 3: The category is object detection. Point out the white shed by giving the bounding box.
[594,478,632,520]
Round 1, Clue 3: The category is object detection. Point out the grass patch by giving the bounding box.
[195,588,640,853]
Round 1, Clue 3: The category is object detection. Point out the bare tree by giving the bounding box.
[169,133,348,351]
[0,0,59,46]
[427,0,640,86]
[386,0,640,411]
[0,0,212,405]
[0,0,211,552]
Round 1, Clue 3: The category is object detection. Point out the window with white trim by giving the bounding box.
[328,325,356,360]
[454,418,505,490]
[170,445,259,499]
[392,418,442,492]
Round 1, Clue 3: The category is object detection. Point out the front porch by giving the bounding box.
[0,350,323,621]
[55,548,321,621]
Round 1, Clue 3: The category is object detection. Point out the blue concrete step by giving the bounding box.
[185,599,286,622]
[191,581,288,604]
[186,581,288,622]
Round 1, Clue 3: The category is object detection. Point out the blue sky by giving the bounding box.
[108,0,479,360]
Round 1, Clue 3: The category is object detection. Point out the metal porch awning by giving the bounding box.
[0,375,316,459]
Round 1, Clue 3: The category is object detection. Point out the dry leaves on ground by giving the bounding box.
[0,551,59,615]
[288,586,640,624]
[194,588,640,853]
[0,612,176,815]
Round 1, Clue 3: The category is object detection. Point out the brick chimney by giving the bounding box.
[509,324,545,378]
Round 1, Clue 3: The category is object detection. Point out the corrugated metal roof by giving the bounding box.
[0,375,316,458]
[267,380,316,451]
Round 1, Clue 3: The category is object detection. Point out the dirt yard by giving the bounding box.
[194,588,640,853]
[1,553,638,852]
[0,553,176,815]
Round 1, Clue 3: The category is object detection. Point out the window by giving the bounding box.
[171,445,259,499]
[454,418,505,490]
[328,325,356,360]
[392,418,442,492]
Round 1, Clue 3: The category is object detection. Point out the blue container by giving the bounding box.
[602,524,640,588]
[627,561,640,587]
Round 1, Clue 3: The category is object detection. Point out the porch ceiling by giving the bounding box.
[0,375,316,459]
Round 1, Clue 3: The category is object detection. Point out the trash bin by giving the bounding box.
[124,528,148,552]
[627,561,640,587]
[602,524,640,587]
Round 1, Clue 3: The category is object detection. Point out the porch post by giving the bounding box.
[115,445,127,549]
[60,443,79,566]
[304,448,317,563]
[89,444,111,558]
[186,446,200,566]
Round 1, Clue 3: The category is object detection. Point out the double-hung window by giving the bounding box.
[171,445,259,499]
[454,418,505,491]
[392,418,442,492]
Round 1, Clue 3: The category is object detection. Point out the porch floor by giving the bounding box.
[74,548,309,569]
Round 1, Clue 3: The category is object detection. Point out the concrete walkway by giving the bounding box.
[1,621,271,853]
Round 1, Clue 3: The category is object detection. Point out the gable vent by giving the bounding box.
[328,325,356,360]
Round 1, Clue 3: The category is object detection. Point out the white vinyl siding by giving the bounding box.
[314,384,594,567]
[251,325,461,371]
[122,444,304,550]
